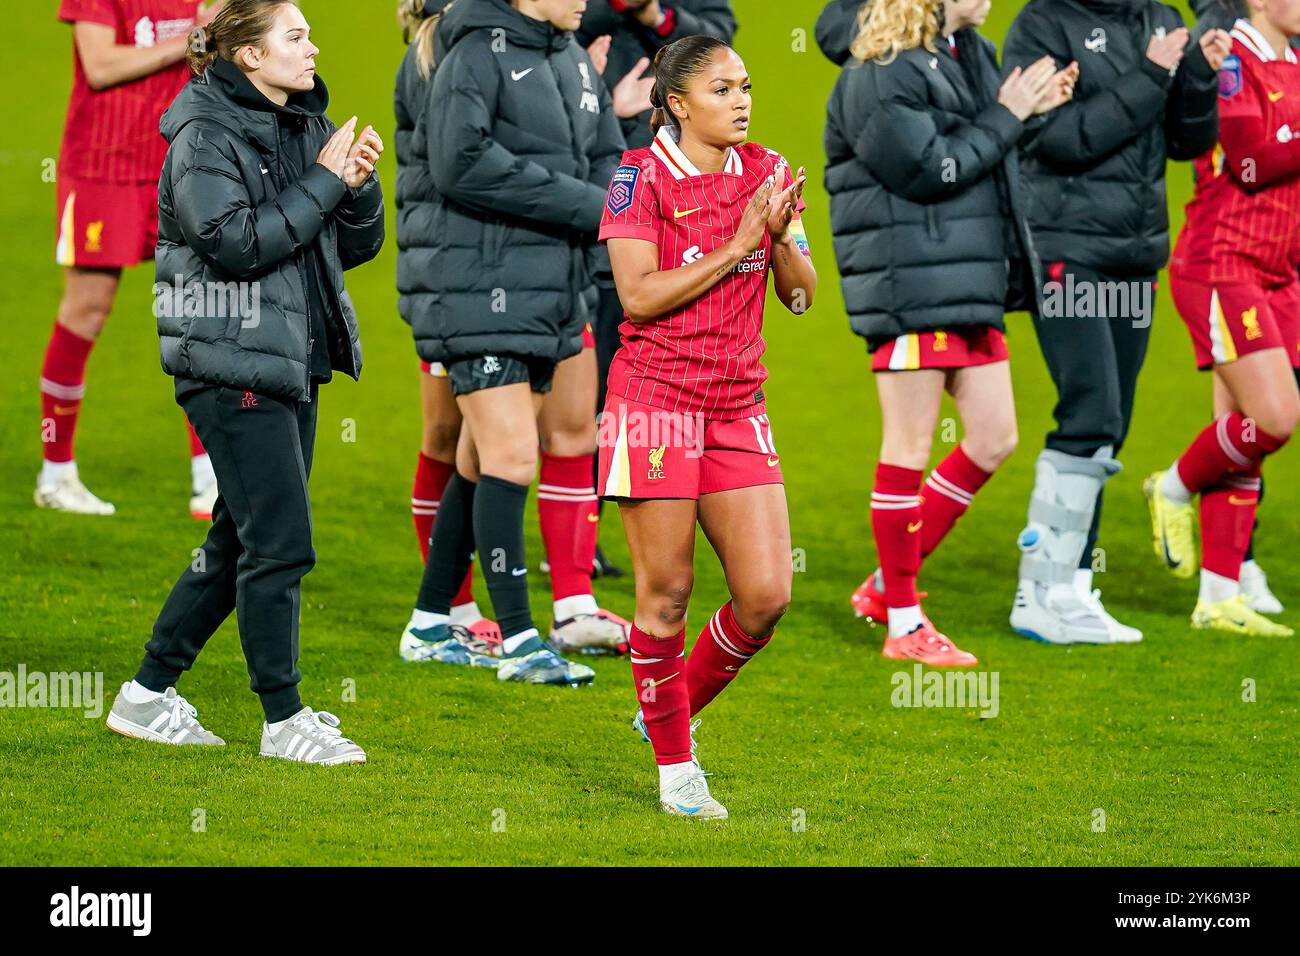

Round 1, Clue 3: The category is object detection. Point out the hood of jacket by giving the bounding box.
[1074,0,1149,18]
[442,0,573,55]
[160,57,330,151]
[816,0,864,66]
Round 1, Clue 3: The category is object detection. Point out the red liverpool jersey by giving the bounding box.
[1173,19,1300,286]
[58,0,197,183]
[598,126,803,419]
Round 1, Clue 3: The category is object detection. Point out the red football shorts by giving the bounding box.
[1170,274,1300,370]
[872,325,1009,372]
[597,396,783,500]
[55,177,158,269]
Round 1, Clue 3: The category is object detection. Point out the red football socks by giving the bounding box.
[1176,413,1288,495]
[920,444,991,560]
[871,462,924,608]
[538,452,598,602]
[1200,467,1261,579]
[686,601,772,717]
[413,452,475,606]
[629,625,691,766]
[39,322,94,464]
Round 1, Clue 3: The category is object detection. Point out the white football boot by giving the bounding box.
[34,464,115,516]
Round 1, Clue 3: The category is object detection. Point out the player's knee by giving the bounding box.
[644,576,694,630]
[881,434,933,471]
[423,420,460,462]
[734,579,791,635]
[477,444,537,487]
[539,422,596,458]
[57,300,109,339]
[1254,405,1298,444]
[966,424,1018,471]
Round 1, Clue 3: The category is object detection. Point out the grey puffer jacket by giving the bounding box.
[156,58,384,401]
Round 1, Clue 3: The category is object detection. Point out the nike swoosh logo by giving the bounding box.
[674,804,702,815]
[587,513,600,522]
[511,567,527,576]
[53,404,79,415]
[1228,495,1256,506]
[646,671,679,688]
[674,206,703,219]
[907,520,923,533]
[1270,91,1285,102]
[767,456,780,468]
[511,68,534,81]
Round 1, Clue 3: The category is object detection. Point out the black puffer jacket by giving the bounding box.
[1003,0,1219,275]
[411,0,626,365]
[156,58,384,401]
[576,0,737,149]
[824,31,1043,349]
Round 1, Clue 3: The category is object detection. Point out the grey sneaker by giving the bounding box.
[106,684,225,745]
[260,708,366,765]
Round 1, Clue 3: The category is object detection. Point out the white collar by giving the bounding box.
[1231,19,1299,64]
[651,126,743,180]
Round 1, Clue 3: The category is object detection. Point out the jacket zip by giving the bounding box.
[275,118,314,403]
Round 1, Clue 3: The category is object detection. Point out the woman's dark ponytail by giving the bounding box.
[649,35,733,136]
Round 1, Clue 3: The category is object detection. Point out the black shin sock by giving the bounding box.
[416,472,477,614]
[474,474,535,640]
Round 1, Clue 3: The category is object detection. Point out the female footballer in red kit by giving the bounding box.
[600,36,816,820]
[1151,2,1300,637]
[42,0,224,518]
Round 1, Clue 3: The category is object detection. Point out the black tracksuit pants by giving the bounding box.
[135,379,319,722]
[1029,262,1156,567]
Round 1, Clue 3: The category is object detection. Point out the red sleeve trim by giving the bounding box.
[655,6,677,38]
[600,224,660,243]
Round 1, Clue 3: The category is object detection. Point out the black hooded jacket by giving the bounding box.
[576,0,737,149]
[824,28,1044,349]
[155,58,385,401]
[407,0,626,366]
[1002,0,1220,274]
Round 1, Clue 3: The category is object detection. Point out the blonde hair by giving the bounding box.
[188,0,298,75]
[397,0,453,80]
[849,0,941,65]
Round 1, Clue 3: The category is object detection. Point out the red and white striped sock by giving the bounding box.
[920,444,992,560]
[538,452,598,605]
[412,452,454,563]
[629,625,691,766]
[39,323,94,467]
[1172,412,1287,496]
[871,463,924,609]
[686,601,772,717]
[1200,465,1261,580]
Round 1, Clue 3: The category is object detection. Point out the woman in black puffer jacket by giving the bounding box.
[823,0,1074,664]
[108,0,384,765]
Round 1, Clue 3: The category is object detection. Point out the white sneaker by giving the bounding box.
[1240,562,1284,615]
[106,685,225,745]
[1077,588,1143,644]
[260,708,366,765]
[1010,580,1111,645]
[190,477,218,520]
[660,771,728,820]
[34,468,115,515]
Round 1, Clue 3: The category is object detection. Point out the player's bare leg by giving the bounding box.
[1214,374,1282,613]
[695,482,792,705]
[620,496,723,818]
[401,368,500,661]
[865,370,975,663]
[539,347,627,653]
[1156,350,1298,636]
[36,266,119,515]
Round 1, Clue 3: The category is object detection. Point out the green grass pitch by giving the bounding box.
[0,1,1295,866]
